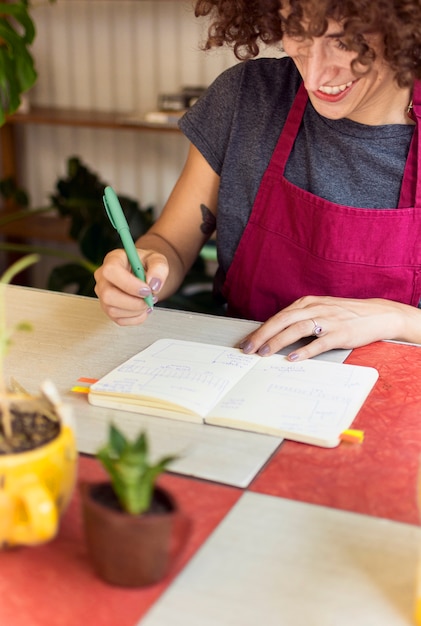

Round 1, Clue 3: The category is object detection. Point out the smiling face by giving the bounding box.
[282,20,413,125]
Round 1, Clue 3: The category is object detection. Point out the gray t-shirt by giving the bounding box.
[179,57,414,285]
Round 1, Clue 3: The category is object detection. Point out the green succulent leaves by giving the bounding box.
[96,424,179,515]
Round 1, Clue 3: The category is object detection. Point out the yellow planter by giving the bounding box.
[0,424,77,547]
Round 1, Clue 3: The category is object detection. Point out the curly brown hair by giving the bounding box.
[194,0,421,87]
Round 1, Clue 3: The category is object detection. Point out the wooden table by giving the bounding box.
[2,286,421,626]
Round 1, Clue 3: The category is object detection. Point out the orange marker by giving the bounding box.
[340,429,364,444]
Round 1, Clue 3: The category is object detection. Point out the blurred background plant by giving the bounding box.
[0,157,155,295]
[0,156,222,313]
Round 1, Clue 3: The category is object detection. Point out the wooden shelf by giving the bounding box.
[0,107,183,244]
[1,213,72,243]
[0,105,183,185]
[6,105,182,132]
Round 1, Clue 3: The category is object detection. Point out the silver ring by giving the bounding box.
[311,319,323,337]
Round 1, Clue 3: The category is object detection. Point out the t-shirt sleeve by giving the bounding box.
[178,63,245,175]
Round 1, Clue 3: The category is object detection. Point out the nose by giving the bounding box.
[298,40,337,92]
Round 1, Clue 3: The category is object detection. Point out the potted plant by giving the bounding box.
[80,423,191,587]
[0,253,78,548]
[0,0,57,126]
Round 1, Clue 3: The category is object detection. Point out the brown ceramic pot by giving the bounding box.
[80,481,191,587]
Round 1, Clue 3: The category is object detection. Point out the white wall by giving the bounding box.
[18,0,241,215]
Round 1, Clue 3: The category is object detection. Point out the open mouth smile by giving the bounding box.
[318,80,353,95]
[313,79,357,102]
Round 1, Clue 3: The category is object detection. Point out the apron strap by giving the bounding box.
[398,80,421,208]
[268,82,308,175]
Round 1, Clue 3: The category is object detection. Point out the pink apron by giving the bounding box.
[222,81,421,322]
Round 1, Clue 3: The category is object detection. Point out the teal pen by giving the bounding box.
[103,186,154,309]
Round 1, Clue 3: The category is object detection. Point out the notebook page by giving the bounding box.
[90,339,260,417]
[207,355,379,447]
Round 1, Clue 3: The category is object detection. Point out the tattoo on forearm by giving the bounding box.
[200,204,216,235]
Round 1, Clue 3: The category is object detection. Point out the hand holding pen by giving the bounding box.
[103,186,155,309]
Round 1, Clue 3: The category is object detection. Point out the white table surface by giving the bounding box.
[140,491,421,626]
[5,286,282,487]
[4,286,349,486]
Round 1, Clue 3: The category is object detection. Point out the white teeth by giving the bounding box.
[318,81,353,95]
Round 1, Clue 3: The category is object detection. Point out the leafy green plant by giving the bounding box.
[47,157,155,295]
[96,423,178,515]
[0,0,56,127]
[0,157,155,295]
[0,156,221,312]
[0,253,39,438]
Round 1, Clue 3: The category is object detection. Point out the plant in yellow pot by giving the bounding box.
[80,423,191,587]
[0,254,78,548]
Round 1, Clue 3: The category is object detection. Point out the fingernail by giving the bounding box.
[258,345,270,356]
[240,340,254,354]
[149,277,162,292]
[139,287,152,297]
[152,295,159,304]
[147,307,153,315]
[288,352,299,361]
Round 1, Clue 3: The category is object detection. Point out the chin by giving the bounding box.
[309,99,349,120]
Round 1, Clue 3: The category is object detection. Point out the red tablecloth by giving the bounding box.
[0,456,241,626]
[250,341,421,524]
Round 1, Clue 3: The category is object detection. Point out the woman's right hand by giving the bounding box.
[94,247,169,326]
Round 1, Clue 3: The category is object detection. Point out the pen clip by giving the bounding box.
[103,195,117,229]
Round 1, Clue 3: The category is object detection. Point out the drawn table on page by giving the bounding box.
[88,337,377,448]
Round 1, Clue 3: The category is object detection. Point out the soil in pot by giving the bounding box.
[0,394,77,548]
[0,403,60,454]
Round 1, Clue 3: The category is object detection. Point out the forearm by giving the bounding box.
[135,229,196,301]
[133,144,218,303]
[395,300,421,344]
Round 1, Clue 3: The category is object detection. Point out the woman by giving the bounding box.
[94,0,421,361]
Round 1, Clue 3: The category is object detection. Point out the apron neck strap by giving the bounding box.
[267,82,308,175]
[398,80,421,208]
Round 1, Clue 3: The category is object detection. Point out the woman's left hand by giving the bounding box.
[238,295,421,360]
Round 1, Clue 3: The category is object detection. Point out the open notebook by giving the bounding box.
[88,339,378,448]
